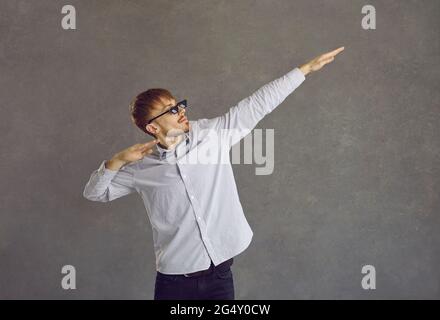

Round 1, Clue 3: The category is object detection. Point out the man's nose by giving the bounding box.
[178,107,186,115]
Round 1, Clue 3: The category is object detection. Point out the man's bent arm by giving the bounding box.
[82,159,136,202]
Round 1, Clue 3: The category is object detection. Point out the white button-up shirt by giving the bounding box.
[83,67,305,274]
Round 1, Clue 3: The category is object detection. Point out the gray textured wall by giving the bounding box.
[1,0,439,299]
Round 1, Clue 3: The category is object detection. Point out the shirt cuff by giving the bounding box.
[97,159,119,178]
[286,67,306,87]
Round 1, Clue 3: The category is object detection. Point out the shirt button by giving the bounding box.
[190,195,194,199]
[197,216,201,220]
[182,174,186,179]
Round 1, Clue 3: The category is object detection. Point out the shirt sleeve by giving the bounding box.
[82,159,137,202]
[196,67,306,147]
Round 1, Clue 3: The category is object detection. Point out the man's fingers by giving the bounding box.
[307,47,342,72]
[321,46,345,60]
[322,56,335,65]
[141,148,154,155]
[327,46,345,57]
[138,139,159,150]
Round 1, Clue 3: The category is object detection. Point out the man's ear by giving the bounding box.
[146,123,159,136]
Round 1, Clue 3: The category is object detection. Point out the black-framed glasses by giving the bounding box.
[147,99,188,124]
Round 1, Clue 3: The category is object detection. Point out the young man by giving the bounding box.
[83,47,345,300]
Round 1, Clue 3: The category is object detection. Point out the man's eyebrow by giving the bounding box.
[158,102,174,113]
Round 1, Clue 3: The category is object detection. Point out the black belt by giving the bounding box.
[183,258,234,278]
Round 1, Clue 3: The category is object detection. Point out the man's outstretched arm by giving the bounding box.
[197,46,345,147]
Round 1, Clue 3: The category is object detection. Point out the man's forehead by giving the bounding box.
[154,98,176,110]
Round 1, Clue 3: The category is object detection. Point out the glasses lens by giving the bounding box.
[167,101,187,116]
[169,105,179,114]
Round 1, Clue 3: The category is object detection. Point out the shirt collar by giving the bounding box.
[155,131,191,160]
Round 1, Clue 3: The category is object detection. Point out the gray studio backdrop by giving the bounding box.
[1,0,439,299]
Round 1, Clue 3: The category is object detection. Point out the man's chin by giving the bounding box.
[180,121,190,133]
[167,124,190,137]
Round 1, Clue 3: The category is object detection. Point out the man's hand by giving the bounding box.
[299,46,345,76]
[105,139,159,171]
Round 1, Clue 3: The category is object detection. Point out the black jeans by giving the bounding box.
[154,259,234,300]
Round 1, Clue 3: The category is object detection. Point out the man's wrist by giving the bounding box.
[299,63,311,76]
[105,157,128,171]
